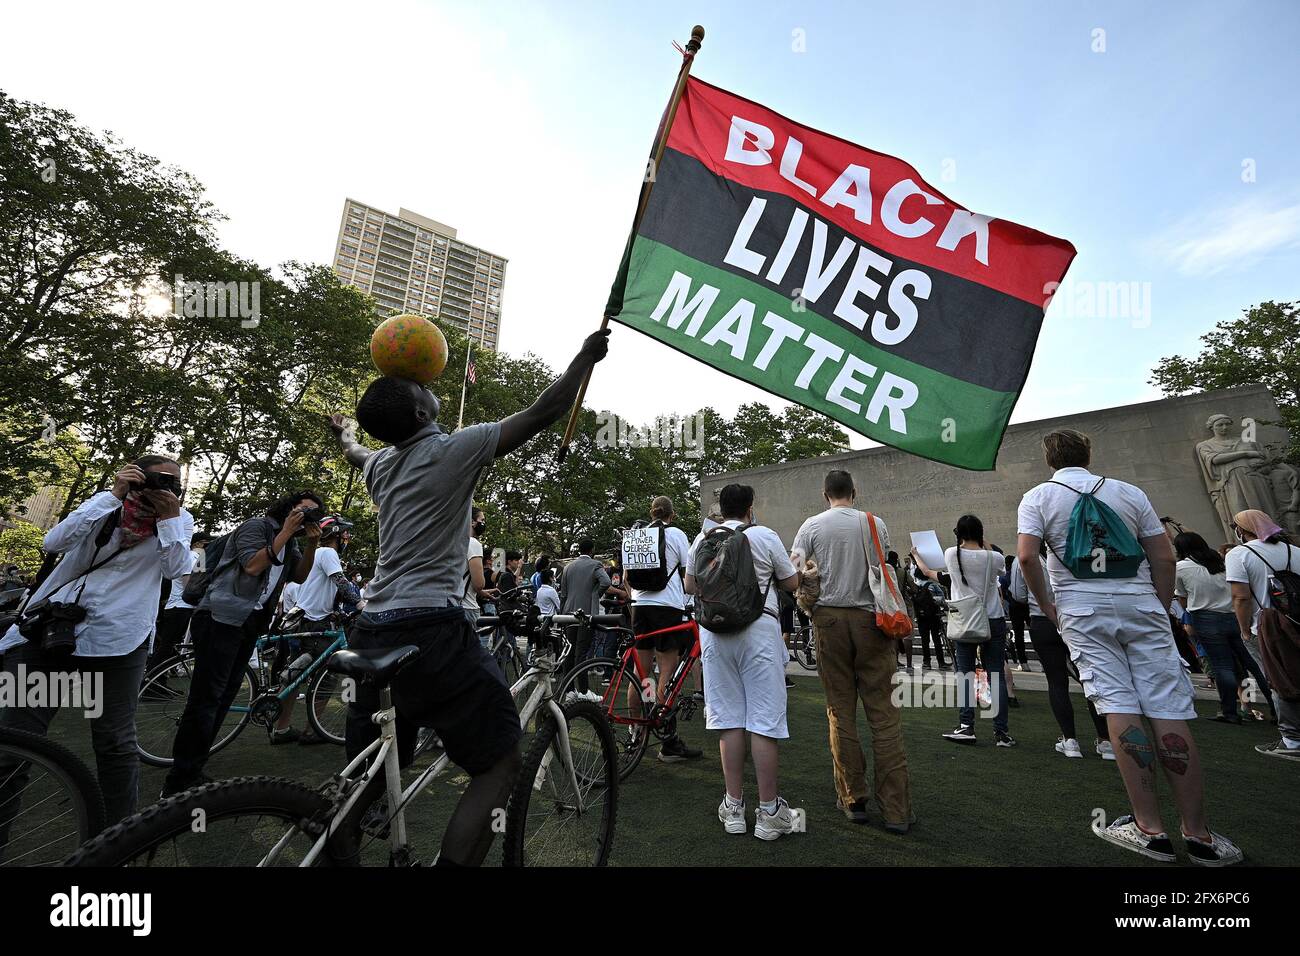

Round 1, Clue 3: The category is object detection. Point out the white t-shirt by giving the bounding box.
[1225,540,1300,634]
[164,549,201,611]
[1017,467,1164,596]
[1174,559,1233,613]
[281,581,300,613]
[258,545,287,609]
[535,584,561,615]
[944,546,1004,619]
[296,546,344,621]
[461,537,484,612]
[629,525,691,610]
[687,520,795,617]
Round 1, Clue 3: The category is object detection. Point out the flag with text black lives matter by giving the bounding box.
[606,77,1076,470]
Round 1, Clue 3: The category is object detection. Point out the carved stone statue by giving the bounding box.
[1196,413,1300,539]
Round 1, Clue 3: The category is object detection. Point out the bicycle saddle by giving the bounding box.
[326,646,421,686]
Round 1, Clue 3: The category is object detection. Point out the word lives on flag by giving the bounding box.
[607,77,1076,470]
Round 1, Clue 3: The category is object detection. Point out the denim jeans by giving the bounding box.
[953,618,1008,733]
[0,636,149,834]
[1189,609,1274,717]
[165,610,262,787]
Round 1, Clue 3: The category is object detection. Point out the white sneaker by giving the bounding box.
[1184,830,1244,867]
[1055,737,1083,758]
[1093,814,1176,862]
[1096,739,1116,761]
[718,795,746,834]
[754,797,800,841]
[580,690,603,704]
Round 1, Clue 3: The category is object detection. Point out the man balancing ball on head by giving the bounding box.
[327,326,610,867]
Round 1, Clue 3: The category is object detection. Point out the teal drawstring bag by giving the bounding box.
[1046,478,1145,579]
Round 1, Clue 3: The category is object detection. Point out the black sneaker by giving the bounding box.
[1007,697,1020,709]
[784,675,796,688]
[839,797,869,824]
[1183,830,1244,866]
[159,773,212,799]
[995,731,1017,748]
[943,724,976,744]
[269,727,301,745]
[658,736,703,762]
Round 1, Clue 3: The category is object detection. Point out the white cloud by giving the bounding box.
[1150,194,1300,277]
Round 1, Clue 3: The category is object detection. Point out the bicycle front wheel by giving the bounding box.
[502,699,617,867]
[557,657,650,781]
[135,652,257,767]
[62,776,336,867]
[0,727,106,867]
[305,667,348,745]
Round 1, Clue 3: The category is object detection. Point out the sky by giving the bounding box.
[5,0,1299,450]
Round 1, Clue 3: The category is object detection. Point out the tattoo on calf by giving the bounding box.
[1119,725,1155,769]
[1157,733,1190,774]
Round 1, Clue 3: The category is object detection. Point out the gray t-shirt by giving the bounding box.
[362,422,500,613]
[791,506,876,610]
[560,555,612,616]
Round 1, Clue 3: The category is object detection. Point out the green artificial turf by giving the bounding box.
[46,677,1297,867]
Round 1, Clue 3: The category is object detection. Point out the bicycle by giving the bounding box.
[134,610,352,767]
[789,622,817,670]
[64,609,619,867]
[556,611,701,781]
[0,726,106,867]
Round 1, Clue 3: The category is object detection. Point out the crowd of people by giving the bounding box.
[1,321,1296,865]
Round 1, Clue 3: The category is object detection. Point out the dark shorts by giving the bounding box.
[632,604,691,655]
[347,608,521,776]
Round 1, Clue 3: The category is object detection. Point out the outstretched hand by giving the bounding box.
[580,327,612,364]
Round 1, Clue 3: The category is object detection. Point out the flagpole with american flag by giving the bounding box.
[455,338,475,431]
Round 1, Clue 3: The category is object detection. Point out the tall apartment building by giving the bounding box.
[331,199,507,351]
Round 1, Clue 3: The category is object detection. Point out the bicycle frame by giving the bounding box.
[603,619,701,726]
[273,625,579,867]
[231,629,348,716]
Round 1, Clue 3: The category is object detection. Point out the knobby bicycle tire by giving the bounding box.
[502,699,617,867]
[0,726,106,866]
[62,776,340,867]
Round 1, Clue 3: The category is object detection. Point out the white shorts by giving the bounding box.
[1055,591,1196,720]
[699,614,788,738]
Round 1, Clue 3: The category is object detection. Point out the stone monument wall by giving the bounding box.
[701,385,1290,552]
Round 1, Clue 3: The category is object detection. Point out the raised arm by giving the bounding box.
[496,328,610,457]
[328,414,375,469]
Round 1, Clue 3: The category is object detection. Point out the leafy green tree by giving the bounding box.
[0,521,45,576]
[1150,301,1300,462]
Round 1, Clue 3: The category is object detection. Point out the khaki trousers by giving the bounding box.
[813,606,911,824]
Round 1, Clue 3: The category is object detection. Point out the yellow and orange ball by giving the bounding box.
[369,314,448,384]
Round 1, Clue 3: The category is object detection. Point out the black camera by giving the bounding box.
[131,471,184,495]
[299,506,325,524]
[17,601,87,655]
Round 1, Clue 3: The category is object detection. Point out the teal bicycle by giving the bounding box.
[134,610,352,767]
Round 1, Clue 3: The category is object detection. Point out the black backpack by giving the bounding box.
[181,532,232,607]
[1242,543,1300,626]
[623,521,675,592]
[693,524,770,633]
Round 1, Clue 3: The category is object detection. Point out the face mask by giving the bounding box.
[473,520,486,536]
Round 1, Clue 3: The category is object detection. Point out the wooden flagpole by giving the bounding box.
[555,24,705,464]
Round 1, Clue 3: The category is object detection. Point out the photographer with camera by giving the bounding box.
[161,490,323,796]
[0,456,194,833]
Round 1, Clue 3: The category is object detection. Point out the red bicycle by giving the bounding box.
[556,612,702,780]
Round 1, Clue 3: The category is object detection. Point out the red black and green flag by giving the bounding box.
[606,77,1076,470]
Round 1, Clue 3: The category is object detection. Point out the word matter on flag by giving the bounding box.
[606,77,1075,470]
